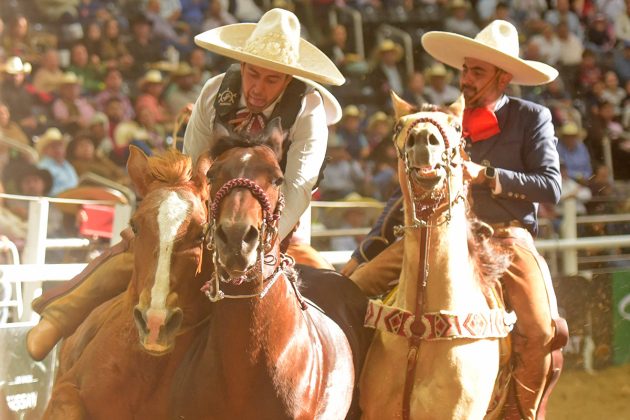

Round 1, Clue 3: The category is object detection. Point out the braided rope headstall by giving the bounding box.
[203,177,286,302]
[395,116,466,232]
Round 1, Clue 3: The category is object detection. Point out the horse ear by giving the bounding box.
[260,117,285,161]
[194,151,213,199]
[127,145,153,197]
[391,91,417,120]
[448,95,465,119]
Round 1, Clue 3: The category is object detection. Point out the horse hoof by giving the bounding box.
[26,318,62,361]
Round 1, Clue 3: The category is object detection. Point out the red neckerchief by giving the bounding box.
[229,109,267,135]
[462,105,500,142]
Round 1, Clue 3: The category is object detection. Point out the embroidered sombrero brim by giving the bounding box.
[194,24,345,86]
[421,31,558,86]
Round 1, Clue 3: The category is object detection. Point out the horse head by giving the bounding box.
[390,92,466,223]
[127,146,212,355]
[205,122,285,295]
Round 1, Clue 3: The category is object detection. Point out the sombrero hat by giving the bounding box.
[421,20,558,86]
[376,39,404,62]
[194,8,345,86]
[0,56,32,75]
[35,127,68,155]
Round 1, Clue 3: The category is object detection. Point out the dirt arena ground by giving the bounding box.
[547,363,630,420]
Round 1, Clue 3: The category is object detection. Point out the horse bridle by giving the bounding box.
[202,177,291,302]
[394,115,467,233]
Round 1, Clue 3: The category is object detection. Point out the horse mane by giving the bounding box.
[147,149,193,184]
[210,132,273,159]
[466,218,513,290]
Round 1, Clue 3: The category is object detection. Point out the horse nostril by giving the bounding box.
[243,225,259,245]
[133,307,148,334]
[164,308,183,337]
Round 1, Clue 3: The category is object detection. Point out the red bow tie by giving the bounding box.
[229,109,267,135]
[462,106,500,142]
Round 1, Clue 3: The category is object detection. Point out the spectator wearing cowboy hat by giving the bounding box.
[368,39,406,106]
[343,20,565,420]
[35,127,79,196]
[135,69,170,125]
[164,62,201,115]
[51,71,96,135]
[556,121,592,183]
[26,7,344,362]
[0,56,50,137]
[423,62,460,106]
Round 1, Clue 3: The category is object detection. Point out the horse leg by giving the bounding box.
[43,382,88,420]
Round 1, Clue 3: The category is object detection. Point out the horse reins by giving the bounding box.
[398,116,462,420]
[202,177,304,307]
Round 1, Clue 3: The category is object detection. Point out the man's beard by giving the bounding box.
[460,85,477,106]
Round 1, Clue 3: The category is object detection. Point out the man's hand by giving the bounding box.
[462,160,486,184]
[340,257,360,277]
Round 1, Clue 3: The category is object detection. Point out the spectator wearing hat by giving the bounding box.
[368,39,406,105]
[402,71,430,108]
[337,105,369,160]
[0,56,50,137]
[556,122,593,182]
[66,131,129,185]
[88,112,115,159]
[67,42,104,94]
[32,49,64,94]
[165,62,201,115]
[125,12,165,80]
[36,128,79,196]
[423,63,460,106]
[2,163,53,224]
[444,0,480,39]
[94,67,135,120]
[135,69,170,124]
[52,72,96,135]
[365,111,393,151]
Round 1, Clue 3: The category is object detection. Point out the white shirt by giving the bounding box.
[183,73,329,240]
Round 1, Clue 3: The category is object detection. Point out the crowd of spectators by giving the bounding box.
[0,0,628,252]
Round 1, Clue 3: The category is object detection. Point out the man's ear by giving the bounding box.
[498,71,513,91]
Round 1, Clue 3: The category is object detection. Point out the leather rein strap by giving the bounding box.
[402,225,430,420]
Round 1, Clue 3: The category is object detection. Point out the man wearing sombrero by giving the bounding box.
[344,20,566,419]
[25,8,345,362]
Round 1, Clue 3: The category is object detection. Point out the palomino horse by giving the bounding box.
[43,146,214,419]
[359,94,515,420]
[170,140,355,419]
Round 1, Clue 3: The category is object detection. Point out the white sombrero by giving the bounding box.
[0,56,32,75]
[194,8,345,87]
[421,20,558,86]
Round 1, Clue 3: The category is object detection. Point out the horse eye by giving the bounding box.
[273,177,284,187]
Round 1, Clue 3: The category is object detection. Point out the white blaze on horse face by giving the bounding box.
[150,191,190,312]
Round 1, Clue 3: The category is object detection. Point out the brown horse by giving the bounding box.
[43,146,214,419]
[359,94,515,420]
[170,141,355,419]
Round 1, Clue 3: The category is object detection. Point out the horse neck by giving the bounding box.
[212,253,305,371]
[396,194,488,313]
